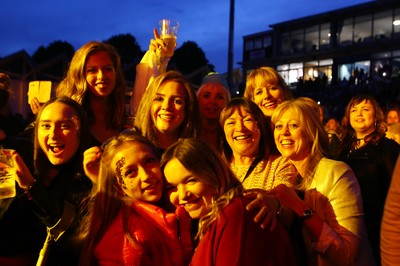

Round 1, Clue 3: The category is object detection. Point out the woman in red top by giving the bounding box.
[161,138,296,266]
[79,132,192,266]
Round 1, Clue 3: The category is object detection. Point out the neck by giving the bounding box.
[290,156,310,179]
[157,131,179,150]
[232,153,257,166]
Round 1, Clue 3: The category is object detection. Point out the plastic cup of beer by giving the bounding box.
[159,19,180,57]
[0,149,16,199]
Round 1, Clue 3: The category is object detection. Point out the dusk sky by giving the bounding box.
[1,0,373,73]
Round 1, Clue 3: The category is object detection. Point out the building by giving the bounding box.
[242,0,400,95]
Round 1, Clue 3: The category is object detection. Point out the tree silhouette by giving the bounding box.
[32,41,75,65]
[171,41,215,87]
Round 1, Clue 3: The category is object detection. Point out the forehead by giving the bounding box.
[351,99,373,108]
[227,106,252,118]
[40,102,78,121]
[85,51,113,66]
[254,74,279,88]
[111,142,157,165]
[164,158,189,183]
[158,81,186,97]
[388,110,399,117]
[199,83,227,95]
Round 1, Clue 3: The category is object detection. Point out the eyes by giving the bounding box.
[225,116,256,127]
[39,121,76,131]
[86,65,115,75]
[274,122,300,131]
[166,176,198,193]
[154,95,185,106]
[123,157,159,178]
[201,92,226,101]
[254,86,280,96]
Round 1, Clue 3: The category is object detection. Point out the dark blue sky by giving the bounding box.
[1,0,372,73]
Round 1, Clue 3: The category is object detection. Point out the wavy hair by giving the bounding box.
[271,97,330,189]
[134,71,199,147]
[56,41,127,131]
[160,138,243,240]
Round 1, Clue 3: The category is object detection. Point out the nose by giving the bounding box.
[139,167,153,183]
[235,120,245,131]
[161,99,171,110]
[49,126,60,139]
[282,124,291,136]
[178,185,190,201]
[96,69,104,79]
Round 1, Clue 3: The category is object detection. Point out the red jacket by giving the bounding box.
[190,196,296,266]
[95,202,193,266]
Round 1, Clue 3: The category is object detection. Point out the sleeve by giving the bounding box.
[130,50,170,116]
[381,155,400,266]
[273,156,298,188]
[311,164,365,265]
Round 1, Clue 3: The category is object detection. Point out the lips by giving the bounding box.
[280,139,294,146]
[262,101,278,109]
[234,134,251,140]
[158,113,175,121]
[180,198,202,211]
[49,144,65,154]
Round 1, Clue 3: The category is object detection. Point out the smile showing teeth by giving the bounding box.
[234,135,250,140]
[159,114,174,120]
[281,139,294,146]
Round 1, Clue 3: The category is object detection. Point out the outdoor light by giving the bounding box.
[393,20,400,26]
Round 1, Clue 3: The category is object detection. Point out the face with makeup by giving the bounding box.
[223,106,261,158]
[252,75,284,117]
[85,50,116,98]
[151,81,186,135]
[112,142,163,202]
[164,158,215,219]
[273,108,311,162]
[37,102,81,166]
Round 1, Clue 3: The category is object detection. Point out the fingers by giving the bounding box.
[30,97,41,115]
[83,146,102,184]
[153,28,160,39]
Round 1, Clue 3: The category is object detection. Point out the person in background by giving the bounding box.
[197,72,231,150]
[2,96,92,266]
[336,95,400,264]
[134,70,199,152]
[272,97,375,266]
[52,41,128,146]
[161,138,296,266]
[385,106,400,125]
[381,154,400,266]
[79,132,192,266]
[244,66,292,118]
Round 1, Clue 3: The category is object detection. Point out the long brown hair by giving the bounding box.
[56,41,127,131]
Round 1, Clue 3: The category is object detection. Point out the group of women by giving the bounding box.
[1,30,399,266]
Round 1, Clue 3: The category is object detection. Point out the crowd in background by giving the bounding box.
[0,30,400,266]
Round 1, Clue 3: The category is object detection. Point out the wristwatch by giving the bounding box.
[299,209,314,221]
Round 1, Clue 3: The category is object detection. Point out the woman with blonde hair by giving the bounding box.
[134,70,199,151]
[244,66,292,117]
[272,97,375,265]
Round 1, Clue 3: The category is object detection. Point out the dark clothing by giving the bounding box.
[0,164,92,266]
[337,136,400,265]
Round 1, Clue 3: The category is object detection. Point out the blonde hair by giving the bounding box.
[271,97,329,189]
[244,66,292,102]
[134,71,199,147]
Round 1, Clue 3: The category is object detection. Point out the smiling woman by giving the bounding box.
[161,138,296,266]
[134,70,200,152]
[0,96,92,266]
